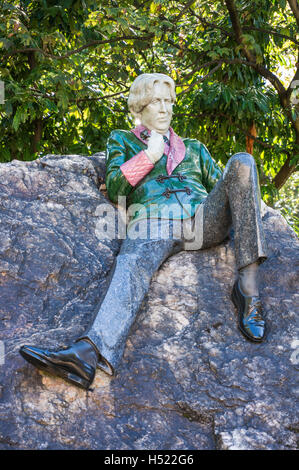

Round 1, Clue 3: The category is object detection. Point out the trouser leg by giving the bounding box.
[80,233,181,374]
[197,152,268,270]
[80,153,267,372]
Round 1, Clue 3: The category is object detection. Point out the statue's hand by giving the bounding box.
[145,130,165,164]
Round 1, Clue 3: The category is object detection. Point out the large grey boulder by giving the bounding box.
[0,152,298,450]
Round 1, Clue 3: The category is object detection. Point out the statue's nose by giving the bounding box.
[159,100,167,112]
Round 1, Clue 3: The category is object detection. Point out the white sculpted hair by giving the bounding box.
[128,73,176,115]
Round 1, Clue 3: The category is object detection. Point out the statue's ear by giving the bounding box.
[130,109,140,119]
[130,111,141,125]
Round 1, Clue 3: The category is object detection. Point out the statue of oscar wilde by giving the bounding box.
[20,73,268,390]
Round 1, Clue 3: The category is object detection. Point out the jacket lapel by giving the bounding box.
[131,125,186,175]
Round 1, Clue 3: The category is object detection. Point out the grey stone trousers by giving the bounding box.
[80,152,268,374]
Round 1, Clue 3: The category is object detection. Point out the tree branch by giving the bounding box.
[177,57,286,99]
[175,0,197,22]
[224,0,287,98]
[75,89,130,103]
[6,34,154,60]
[243,25,299,45]
[287,0,299,29]
[175,110,290,154]
[28,87,129,103]
[273,155,297,189]
[188,8,233,38]
[177,63,223,94]
[224,0,255,62]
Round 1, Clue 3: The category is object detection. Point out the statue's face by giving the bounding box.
[139,81,173,134]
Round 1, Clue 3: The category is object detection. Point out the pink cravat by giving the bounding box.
[131,125,186,175]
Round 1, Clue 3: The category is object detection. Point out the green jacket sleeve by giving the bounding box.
[105,130,134,204]
[199,143,222,193]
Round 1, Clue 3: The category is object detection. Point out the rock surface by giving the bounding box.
[0,152,298,450]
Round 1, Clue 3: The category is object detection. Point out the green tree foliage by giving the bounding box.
[274,171,299,234]
[0,1,298,210]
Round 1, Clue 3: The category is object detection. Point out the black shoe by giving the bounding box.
[231,280,266,342]
[19,340,99,390]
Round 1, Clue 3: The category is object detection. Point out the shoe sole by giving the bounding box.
[19,347,92,390]
[231,283,265,343]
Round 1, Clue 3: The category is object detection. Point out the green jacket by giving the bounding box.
[105,129,222,229]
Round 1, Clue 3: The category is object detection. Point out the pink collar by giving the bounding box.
[131,125,186,175]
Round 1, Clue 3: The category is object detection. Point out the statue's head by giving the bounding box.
[128,73,176,134]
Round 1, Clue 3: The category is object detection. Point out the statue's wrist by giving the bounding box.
[145,149,157,164]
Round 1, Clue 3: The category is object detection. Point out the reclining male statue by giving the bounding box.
[20,73,268,390]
